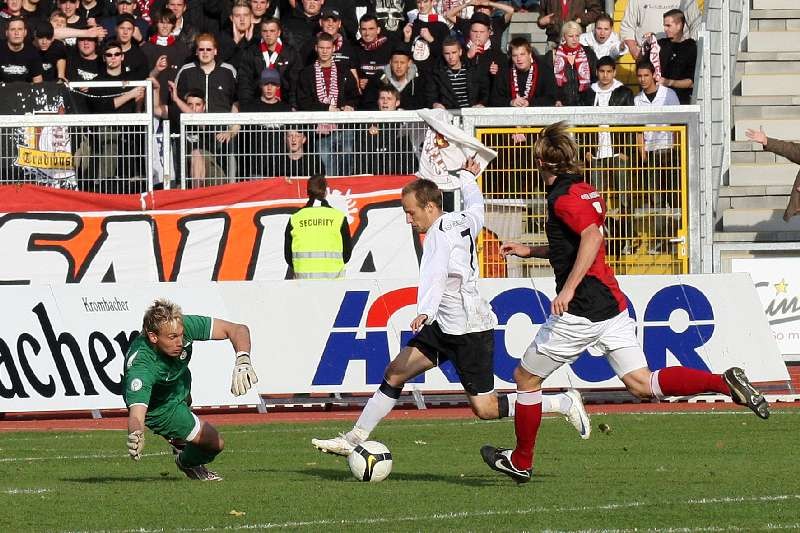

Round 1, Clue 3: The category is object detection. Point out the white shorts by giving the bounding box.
[521,310,646,379]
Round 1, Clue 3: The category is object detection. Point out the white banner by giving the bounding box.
[0,274,787,412]
[730,257,800,361]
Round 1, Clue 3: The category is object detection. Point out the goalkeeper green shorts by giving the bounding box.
[146,402,201,441]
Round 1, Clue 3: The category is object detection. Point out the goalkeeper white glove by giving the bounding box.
[127,430,144,461]
[231,352,258,396]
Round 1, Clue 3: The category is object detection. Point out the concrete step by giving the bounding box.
[750,19,800,31]
[731,149,793,165]
[722,208,800,232]
[733,95,800,106]
[750,9,800,19]
[743,61,800,74]
[729,163,799,186]
[753,0,799,9]
[719,185,792,197]
[747,31,800,53]
[734,105,800,120]
[737,51,800,62]
[714,230,800,242]
[741,73,800,96]
[734,118,800,141]
[731,140,764,152]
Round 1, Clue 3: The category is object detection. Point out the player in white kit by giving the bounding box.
[311,157,591,457]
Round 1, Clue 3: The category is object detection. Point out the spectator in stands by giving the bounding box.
[177,90,229,186]
[537,0,602,48]
[746,127,800,222]
[141,9,191,107]
[0,0,24,37]
[174,33,239,116]
[84,40,147,192]
[271,128,326,178]
[284,173,352,280]
[249,0,278,29]
[296,33,359,176]
[658,8,696,105]
[50,7,109,42]
[579,12,627,60]
[445,0,514,52]
[462,12,506,81]
[100,0,151,43]
[77,0,108,24]
[158,0,198,48]
[240,68,291,178]
[0,17,44,82]
[66,34,102,80]
[282,0,324,52]
[58,0,90,47]
[361,48,427,110]
[218,1,258,72]
[117,14,149,79]
[357,85,417,175]
[621,0,701,60]
[489,36,557,107]
[587,55,635,255]
[634,59,680,255]
[426,37,488,109]
[355,13,394,92]
[403,0,450,73]
[238,17,302,110]
[21,0,51,25]
[300,7,359,75]
[34,21,68,81]
[549,21,597,106]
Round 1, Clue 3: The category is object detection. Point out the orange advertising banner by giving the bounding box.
[0,177,419,284]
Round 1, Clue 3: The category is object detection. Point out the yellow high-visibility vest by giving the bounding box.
[290,206,346,280]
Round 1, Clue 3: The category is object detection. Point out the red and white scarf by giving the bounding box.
[417,10,439,23]
[643,33,662,81]
[149,34,175,46]
[554,44,591,92]
[511,62,538,100]
[260,38,282,67]
[314,61,339,105]
[360,35,387,51]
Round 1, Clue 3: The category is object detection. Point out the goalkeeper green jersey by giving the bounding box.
[123,315,212,418]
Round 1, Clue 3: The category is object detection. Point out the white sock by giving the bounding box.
[349,389,397,442]
[505,392,517,417]
[541,393,572,415]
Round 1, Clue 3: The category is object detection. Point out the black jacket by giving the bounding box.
[489,56,557,107]
[425,63,489,109]
[296,62,359,110]
[238,40,303,109]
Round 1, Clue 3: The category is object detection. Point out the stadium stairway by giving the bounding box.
[506,10,549,54]
[719,0,800,241]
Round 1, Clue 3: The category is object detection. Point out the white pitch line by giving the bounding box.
[60,494,800,533]
[2,488,51,495]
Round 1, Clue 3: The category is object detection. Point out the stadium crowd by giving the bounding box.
[0,0,698,188]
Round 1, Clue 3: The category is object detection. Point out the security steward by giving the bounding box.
[284,174,353,279]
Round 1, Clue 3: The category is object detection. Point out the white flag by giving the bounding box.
[415,108,497,190]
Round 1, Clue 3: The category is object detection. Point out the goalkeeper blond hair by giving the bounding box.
[142,299,183,335]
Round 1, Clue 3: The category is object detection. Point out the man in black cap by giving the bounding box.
[461,11,507,81]
[98,0,148,42]
[33,20,68,81]
[116,13,149,79]
[446,0,514,51]
[240,68,291,179]
[243,68,290,112]
[300,7,358,74]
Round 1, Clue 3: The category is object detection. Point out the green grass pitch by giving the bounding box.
[1,410,798,532]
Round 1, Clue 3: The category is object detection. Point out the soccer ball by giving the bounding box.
[347,441,393,482]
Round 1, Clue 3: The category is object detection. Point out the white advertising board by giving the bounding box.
[730,257,800,361]
[0,274,787,412]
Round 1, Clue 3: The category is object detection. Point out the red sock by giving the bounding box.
[511,390,542,470]
[655,366,728,397]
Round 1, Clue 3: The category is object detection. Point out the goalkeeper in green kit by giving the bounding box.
[123,299,258,481]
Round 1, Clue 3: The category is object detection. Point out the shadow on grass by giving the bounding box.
[62,475,182,483]
[252,467,552,486]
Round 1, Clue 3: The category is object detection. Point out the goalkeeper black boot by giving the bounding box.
[480,445,531,484]
[723,367,769,420]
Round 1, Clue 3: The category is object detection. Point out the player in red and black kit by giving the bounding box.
[480,121,770,484]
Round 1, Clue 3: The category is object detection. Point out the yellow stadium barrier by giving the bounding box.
[475,125,689,278]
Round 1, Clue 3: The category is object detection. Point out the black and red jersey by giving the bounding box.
[545,173,627,322]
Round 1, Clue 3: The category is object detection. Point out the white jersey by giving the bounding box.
[417,171,498,335]
[634,85,680,152]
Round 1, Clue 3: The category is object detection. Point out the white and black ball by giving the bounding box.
[347,441,393,482]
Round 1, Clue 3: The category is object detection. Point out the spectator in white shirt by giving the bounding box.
[579,13,627,61]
